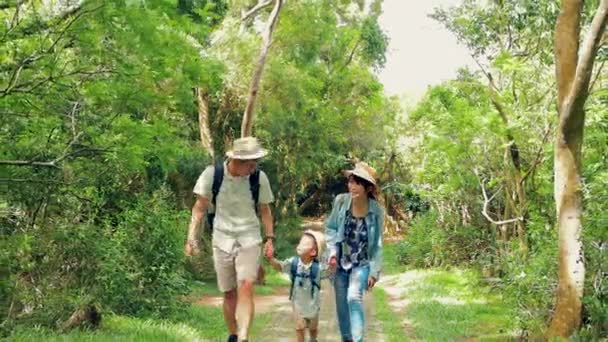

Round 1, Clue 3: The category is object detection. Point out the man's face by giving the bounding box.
[234,159,258,177]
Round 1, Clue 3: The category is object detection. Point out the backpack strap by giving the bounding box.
[206,163,224,228]
[310,260,320,298]
[211,163,224,208]
[289,257,299,300]
[249,169,260,214]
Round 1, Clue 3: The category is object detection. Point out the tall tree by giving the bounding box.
[241,0,283,137]
[549,0,608,338]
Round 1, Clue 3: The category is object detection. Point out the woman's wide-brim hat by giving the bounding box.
[344,161,377,186]
[225,137,268,160]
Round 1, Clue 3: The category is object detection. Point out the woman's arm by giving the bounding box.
[369,208,384,282]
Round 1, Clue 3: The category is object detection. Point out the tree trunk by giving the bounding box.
[489,78,529,253]
[195,87,214,159]
[548,0,608,338]
[241,0,283,137]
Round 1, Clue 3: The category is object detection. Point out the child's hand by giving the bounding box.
[367,276,377,290]
[263,239,274,259]
[328,255,337,270]
[264,245,273,260]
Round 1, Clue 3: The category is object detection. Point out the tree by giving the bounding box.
[240,0,283,137]
[549,0,608,338]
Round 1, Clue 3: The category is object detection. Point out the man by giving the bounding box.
[186,137,275,342]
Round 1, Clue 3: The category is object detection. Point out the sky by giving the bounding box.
[377,0,475,99]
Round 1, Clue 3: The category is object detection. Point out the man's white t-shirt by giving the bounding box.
[193,162,274,253]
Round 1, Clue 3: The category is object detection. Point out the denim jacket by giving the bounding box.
[325,193,384,280]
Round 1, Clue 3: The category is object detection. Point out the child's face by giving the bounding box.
[296,235,317,258]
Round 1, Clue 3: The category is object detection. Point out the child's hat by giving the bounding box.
[304,229,325,257]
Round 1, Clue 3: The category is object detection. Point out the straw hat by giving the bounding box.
[344,161,377,185]
[304,229,326,258]
[225,137,268,160]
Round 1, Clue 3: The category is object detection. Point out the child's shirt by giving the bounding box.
[279,256,331,318]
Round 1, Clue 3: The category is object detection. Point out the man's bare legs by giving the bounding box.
[223,289,238,336]
[236,280,255,341]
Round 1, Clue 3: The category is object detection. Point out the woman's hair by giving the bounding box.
[348,174,378,200]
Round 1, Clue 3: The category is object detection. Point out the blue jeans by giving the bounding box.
[334,264,369,342]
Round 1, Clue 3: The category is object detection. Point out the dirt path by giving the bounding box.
[258,280,386,341]
[195,279,386,341]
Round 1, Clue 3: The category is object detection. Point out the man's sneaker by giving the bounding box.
[227,335,237,342]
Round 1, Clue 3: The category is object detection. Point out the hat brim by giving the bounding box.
[225,149,268,160]
[344,170,376,185]
[304,230,325,258]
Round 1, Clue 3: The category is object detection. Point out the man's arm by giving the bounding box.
[259,203,274,257]
[185,196,209,256]
[259,203,274,238]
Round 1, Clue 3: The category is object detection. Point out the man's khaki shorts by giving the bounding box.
[293,307,319,330]
[213,244,261,292]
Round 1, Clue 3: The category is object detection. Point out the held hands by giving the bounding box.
[263,239,274,259]
[328,254,337,270]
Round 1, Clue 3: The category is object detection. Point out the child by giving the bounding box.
[265,230,330,342]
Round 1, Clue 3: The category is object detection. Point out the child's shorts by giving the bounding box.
[293,308,319,330]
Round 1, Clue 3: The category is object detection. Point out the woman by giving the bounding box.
[325,162,384,342]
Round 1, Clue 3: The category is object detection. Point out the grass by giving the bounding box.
[373,287,411,342]
[7,303,272,341]
[8,305,271,342]
[8,265,283,341]
[374,243,517,341]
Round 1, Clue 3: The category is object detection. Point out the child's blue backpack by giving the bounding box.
[289,257,320,300]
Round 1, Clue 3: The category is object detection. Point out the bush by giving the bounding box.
[399,210,489,268]
[99,188,189,316]
[1,188,188,332]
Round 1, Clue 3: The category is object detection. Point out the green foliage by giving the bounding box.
[1,0,395,334]
[399,210,491,268]
[1,0,221,332]
[360,17,388,70]
[206,0,397,216]
[580,98,608,337]
[431,0,559,63]
[393,0,608,337]
[100,189,189,316]
[497,223,558,335]
[1,189,188,332]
